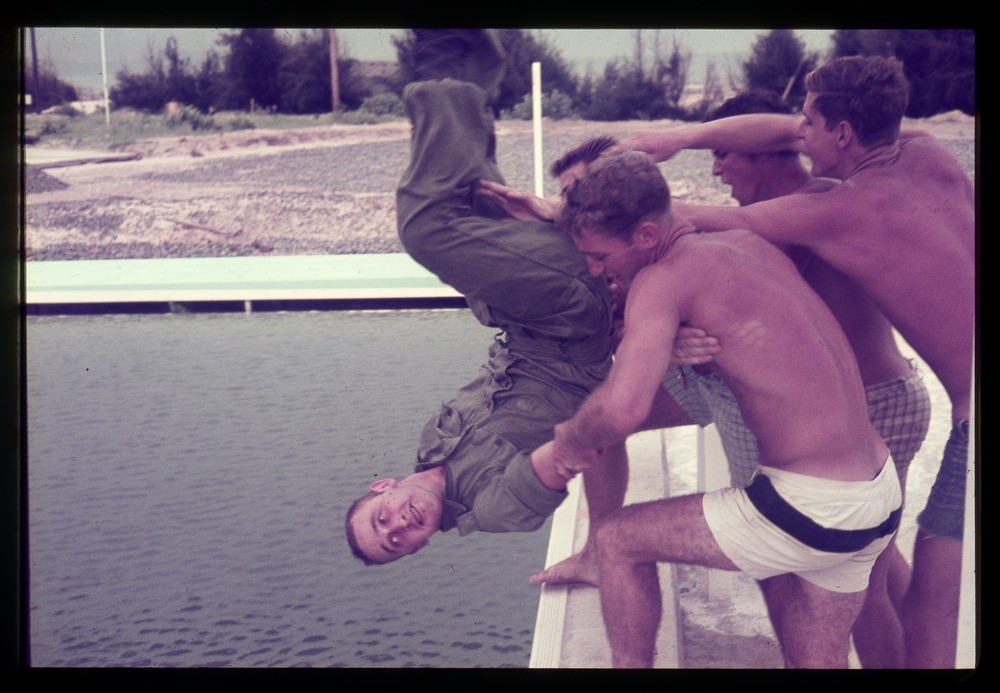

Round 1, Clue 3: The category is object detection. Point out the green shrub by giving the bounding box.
[500,89,579,120]
[23,115,70,140]
[163,104,220,132]
[217,114,257,131]
[329,109,397,125]
[360,93,405,118]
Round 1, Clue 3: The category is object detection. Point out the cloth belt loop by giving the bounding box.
[505,332,609,365]
[745,474,901,554]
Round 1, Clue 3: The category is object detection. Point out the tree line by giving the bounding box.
[25,29,975,121]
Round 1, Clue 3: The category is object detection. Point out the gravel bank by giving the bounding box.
[24,113,975,262]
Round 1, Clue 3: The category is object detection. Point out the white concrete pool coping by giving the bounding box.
[25,255,461,306]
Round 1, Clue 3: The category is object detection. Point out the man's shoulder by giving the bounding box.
[647,232,742,281]
[897,133,963,168]
[801,177,839,194]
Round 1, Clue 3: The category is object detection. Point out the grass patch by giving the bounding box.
[23,107,405,150]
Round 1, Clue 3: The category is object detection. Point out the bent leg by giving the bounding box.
[902,531,962,668]
[887,542,912,608]
[528,442,629,588]
[852,538,906,668]
[778,576,866,669]
[396,78,505,277]
[530,388,696,588]
[758,575,791,661]
[397,79,611,340]
[593,493,739,667]
[585,442,629,528]
[853,368,927,667]
[902,419,968,668]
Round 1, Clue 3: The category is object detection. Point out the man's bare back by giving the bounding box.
[678,133,974,419]
[824,135,973,415]
[637,227,888,481]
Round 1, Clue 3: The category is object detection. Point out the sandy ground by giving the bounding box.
[23,109,975,262]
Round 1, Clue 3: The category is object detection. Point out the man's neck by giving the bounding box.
[754,163,813,203]
[654,216,696,260]
[842,141,901,180]
[408,465,447,496]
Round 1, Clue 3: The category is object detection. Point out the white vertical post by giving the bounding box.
[957,364,976,668]
[100,28,111,126]
[532,62,543,198]
[697,424,733,600]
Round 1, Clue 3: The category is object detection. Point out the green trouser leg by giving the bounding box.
[396,78,613,349]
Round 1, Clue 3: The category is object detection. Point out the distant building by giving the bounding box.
[41,99,110,115]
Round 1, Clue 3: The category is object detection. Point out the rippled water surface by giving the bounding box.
[27,310,552,668]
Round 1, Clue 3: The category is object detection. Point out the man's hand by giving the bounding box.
[670,326,720,367]
[552,422,599,480]
[476,179,561,222]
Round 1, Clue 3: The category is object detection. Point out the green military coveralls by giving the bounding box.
[396,78,615,535]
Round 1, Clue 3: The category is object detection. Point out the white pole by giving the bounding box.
[532,62,543,198]
[100,28,111,126]
[957,349,976,668]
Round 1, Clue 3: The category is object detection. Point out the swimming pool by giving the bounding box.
[25,309,552,667]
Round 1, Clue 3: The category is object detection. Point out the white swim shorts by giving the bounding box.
[702,458,902,592]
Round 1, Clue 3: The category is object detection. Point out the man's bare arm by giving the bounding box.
[559,268,681,454]
[617,113,804,162]
[674,190,844,249]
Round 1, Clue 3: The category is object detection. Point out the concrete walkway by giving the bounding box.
[23,146,141,168]
[25,255,460,306]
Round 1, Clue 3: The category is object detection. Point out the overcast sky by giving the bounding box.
[26,27,836,96]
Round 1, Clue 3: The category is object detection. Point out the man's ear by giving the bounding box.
[369,478,396,493]
[636,221,660,248]
[835,120,854,149]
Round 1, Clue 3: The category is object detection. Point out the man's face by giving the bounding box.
[799,93,839,178]
[349,478,443,564]
[559,162,629,306]
[572,226,648,296]
[711,149,762,206]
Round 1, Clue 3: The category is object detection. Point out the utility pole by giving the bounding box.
[328,29,340,112]
[30,27,40,112]
[635,30,643,78]
[100,28,111,126]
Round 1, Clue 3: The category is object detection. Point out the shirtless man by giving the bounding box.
[696,89,930,669]
[544,150,901,668]
[618,56,974,669]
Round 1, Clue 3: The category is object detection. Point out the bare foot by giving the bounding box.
[529,549,599,587]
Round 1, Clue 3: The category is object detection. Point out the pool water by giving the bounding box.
[26,310,552,668]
